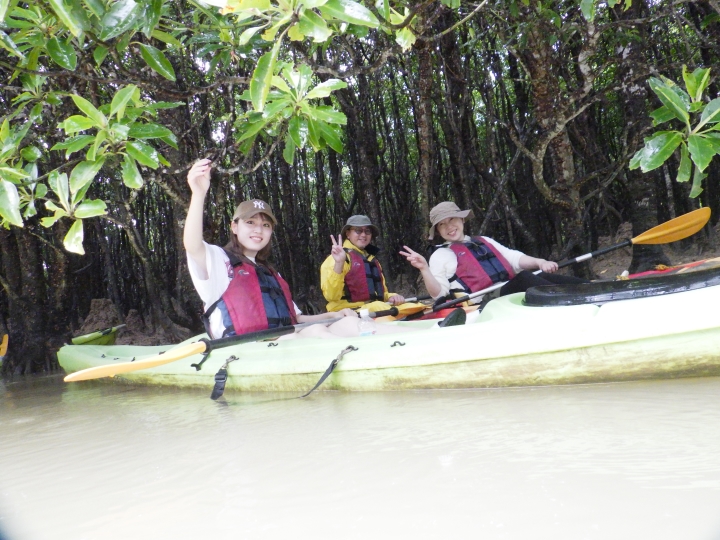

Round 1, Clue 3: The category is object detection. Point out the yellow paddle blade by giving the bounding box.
[64,341,208,382]
[0,334,7,356]
[394,302,428,317]
[632,208,710,245]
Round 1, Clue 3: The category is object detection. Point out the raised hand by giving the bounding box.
[399,245,428,271]
[330,234,346,263]
[187,158,212,196]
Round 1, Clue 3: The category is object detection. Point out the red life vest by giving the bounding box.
[341,249,386,303]
[449,237,516,293]
[202,253,297,338]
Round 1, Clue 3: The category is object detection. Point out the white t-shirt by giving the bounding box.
[187,242,302,339]
[428,235,525,303]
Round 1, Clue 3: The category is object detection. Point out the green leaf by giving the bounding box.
[151,29,183,49]
[20,146,43,162]
[0,167,30,182]
[86,130,106,162]
[74,199,107,218]
[250,43,280,112]
[83,0,106,18]
[49,171,71,212]
[282,133,296,164]
[61,115,96,134]
[139,44,176,81]
[110,85,139,119]
[648,78,689,125]
[48,0,83,37]
[683,66,710,102]
[51,135,95,157]
[0,29,25,59]
[633,131,683,172]
[697,98,720,130]
[141,0,163,37]
[93,44,109,66]
[71,95,107,127]
[690,167,706,198]
[69,159,104,195]
[238,26,263,46]
[319,0,379,27]
[99,0,140,41]
[288,116,308,148]
[305,79,347,101]
[314,119,343,153]
[128,122,175,140]
[395,27,416,51]
[237,117,271,143]
[650,106,675,126]
[46,36,77,70]
[121,155,144,188]
[307,105,346,125]
[298,10,333,42]
[677,143,691,183]
[0,179,23,227]
[126,140,159,168]
[63,219,85,254]
[580,0,594,20]
[688,134,716,172]
[0,0,11,22]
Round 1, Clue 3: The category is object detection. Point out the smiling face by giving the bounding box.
[436,216,465,242]
[231,212,273,258]
[346,227,373,250]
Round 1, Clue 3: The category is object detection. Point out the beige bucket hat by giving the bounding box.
[428,201,474,239]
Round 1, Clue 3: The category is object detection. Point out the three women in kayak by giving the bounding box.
[400,201,587,305]
[184,159,411,339]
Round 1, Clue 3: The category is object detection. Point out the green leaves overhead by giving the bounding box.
[634,68,720,198]
[238,62,347,163]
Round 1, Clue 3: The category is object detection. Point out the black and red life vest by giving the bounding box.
[341,248,386,303]
[449,237,516,294]
[202,251,296,338]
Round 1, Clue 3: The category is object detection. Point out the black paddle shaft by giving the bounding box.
[556,239,632,269]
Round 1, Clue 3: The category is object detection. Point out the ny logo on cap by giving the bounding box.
[253,200,265,209]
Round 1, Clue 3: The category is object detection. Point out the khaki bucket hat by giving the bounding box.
[232,199,277,225]
[341,215,380,238]
[428,201,474,240]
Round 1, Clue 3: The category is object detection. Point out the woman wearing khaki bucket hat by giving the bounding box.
[400,201,587,304]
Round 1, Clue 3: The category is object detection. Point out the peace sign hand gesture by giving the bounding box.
[399,245,428,271]
[330,235,347,274]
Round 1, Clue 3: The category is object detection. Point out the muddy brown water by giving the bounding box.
[1,375,720,540]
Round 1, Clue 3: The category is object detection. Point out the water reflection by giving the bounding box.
[2,376,720,539]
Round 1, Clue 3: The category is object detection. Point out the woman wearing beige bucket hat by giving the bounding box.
[320,215,406,312]
[184,158,363,340]
[400,201,587,304]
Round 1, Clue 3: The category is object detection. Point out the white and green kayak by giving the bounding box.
[58,266,720,392]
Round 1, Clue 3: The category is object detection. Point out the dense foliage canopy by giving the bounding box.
[1,0,720,373]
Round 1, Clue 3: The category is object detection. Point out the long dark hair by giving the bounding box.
[223,214,275,271]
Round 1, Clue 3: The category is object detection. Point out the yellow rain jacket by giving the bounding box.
[320,239,398,312]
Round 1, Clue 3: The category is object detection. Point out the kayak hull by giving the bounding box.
[58,281,720,392]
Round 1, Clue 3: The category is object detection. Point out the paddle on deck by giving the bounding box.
[433,207,711,311]
[64,307,400,382]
